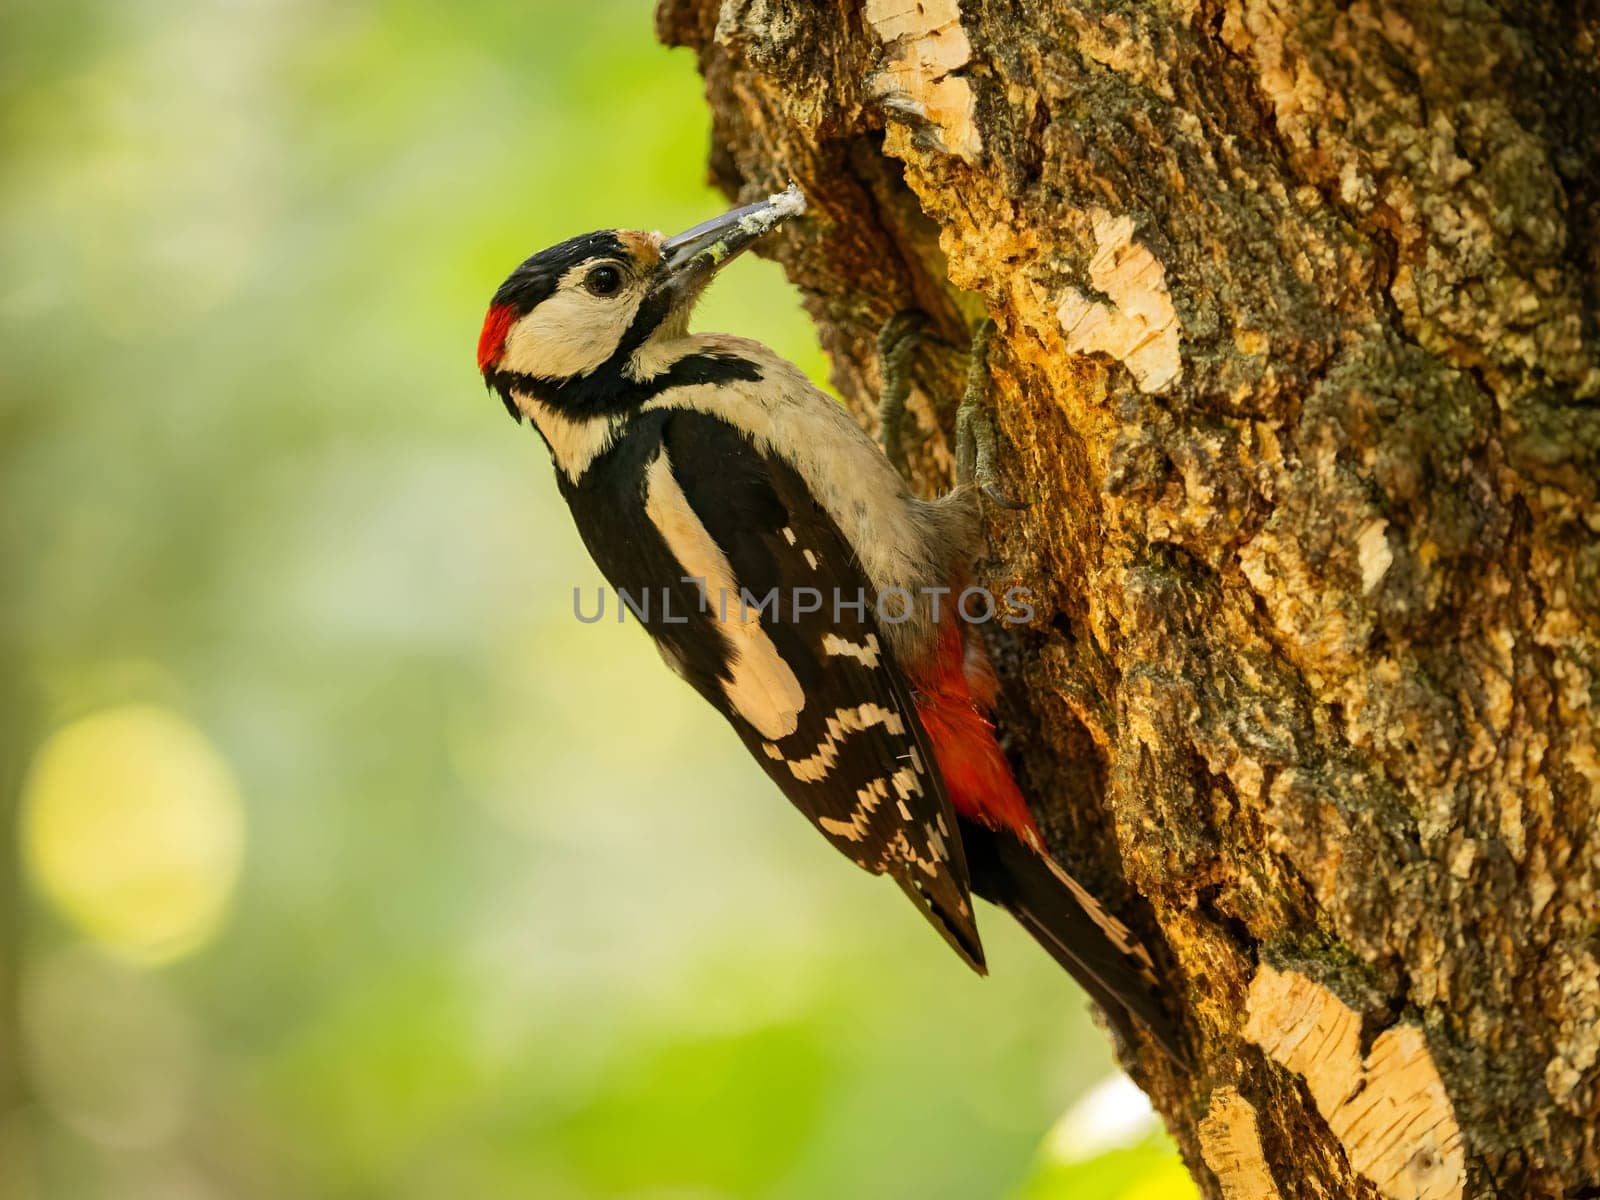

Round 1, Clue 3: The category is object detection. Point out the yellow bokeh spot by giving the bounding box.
[1118,1155,1201,1200]
[22,705,245,966]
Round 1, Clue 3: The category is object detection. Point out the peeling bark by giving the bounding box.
[1245,965,1464,1199]
[655,1,1600,1194]
[1200,1086,1282,1200]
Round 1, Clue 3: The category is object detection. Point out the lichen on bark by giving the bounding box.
[655,1,1600,1195]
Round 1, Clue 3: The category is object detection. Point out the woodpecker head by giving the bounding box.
[478,185,804,418]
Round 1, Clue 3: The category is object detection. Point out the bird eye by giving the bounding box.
[584,265,624,297]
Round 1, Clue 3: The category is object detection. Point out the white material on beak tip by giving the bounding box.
[768,183,806,218]
[734,184,807,242]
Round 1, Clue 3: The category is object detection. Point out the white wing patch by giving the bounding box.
[639,340,943,617]
[890,828,947,879]
[819,777,888,841]
[784,702,908,783]
[644,448,805,740]
[821,632,881,668]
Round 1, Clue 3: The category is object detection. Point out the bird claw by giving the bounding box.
[876,308,932,474]
[956,320,1027,509]
[876,311,1024,509]
[981,480,1029,511]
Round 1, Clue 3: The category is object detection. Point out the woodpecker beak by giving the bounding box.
[656,184,806,301]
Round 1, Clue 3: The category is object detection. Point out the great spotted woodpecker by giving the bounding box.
[478,186,1183,1062]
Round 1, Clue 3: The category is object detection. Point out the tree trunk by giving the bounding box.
[655,1,1600,1196]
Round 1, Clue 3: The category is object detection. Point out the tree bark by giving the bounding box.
[655,2,1600,1196]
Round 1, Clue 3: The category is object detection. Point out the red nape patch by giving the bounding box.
[912,621,1041,841]
[477,303,517,373]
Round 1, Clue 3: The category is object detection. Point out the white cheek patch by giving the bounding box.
[501,280,643,380]
[644,449,804,740]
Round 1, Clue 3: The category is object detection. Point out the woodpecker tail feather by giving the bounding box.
[890,867,988,976]
[962,822,1188,1066]
[912,621,1183,1062]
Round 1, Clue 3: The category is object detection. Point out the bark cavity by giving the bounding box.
[864,0,982,163]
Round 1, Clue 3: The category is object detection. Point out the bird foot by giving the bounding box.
[875,308,934,475]
[876,310,1024,508]
[954,319,1026,510]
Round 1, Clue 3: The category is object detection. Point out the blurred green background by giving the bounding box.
[0,1,1192,1196]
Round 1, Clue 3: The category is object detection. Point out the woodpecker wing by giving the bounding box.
[643,409,985,969]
